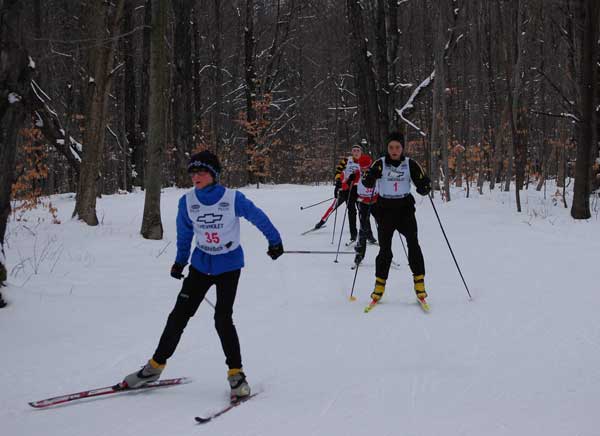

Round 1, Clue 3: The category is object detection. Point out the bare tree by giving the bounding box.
[141,0,168,239]
[73,0,125,225]
[173,0,194,187]
[244,0,257,185]
[0,0,31,288]
[571,0,599,219]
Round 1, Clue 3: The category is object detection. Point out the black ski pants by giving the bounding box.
[375,210,425,280]
[153,266,242,369]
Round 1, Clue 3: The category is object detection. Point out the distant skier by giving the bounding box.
[353,154,379,266]
[362,132,431,305]
[123,151,283,400]
[313,144,362,242]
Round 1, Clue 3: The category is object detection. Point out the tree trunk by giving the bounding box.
[347,0,381,151]
[375,0,390,142]
[192,5,203,140]
[430,2,447,197]
[122,0,136,192]
[213,0,223,154]
[508,0,527,212]
[387,0,399,131]
[244,0,257,186]
[73,0,125,225]
[141,0,168,239]
[571,0,599,219]
[173,0,194,187]
[135,0,152,189]
[0,0,31,287]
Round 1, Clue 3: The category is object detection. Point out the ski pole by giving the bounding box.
[349,263,360,301]
[300,197,334,210]
[330,196,339,245]
[334,187,354,263]
[428,194,472,300]
[285,250,355,254]
[399,234,408,261]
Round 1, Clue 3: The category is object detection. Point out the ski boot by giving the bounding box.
[370,277,386,302]
[353,253,364,266]
[414,274,430,311]
[354,240,366,266]
[314,220,325,230]
[228,369,251,401]
[413,274,428,301]
[122,359,165,389]
[367,236,378,245]
[347,233,357,246]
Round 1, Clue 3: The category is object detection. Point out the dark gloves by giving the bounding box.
[334,179,342,198]
[416,183,431,196]
[267,243,284,260]
[347,173,356,183]
[170,263,185,279]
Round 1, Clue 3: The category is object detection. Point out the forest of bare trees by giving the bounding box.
[1,0,599,282]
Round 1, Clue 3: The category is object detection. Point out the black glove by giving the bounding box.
[416,183,431,196]
[334,179,341,198]
[347,173,356,183]
[267,243,284,260]
[170,263,185,279]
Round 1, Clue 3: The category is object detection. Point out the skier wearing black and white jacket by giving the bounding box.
[123,151,283,400]
[362,131,431,304]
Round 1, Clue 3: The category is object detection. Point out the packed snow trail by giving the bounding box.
[1,184,599,436]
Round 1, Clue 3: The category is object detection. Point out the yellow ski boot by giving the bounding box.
[414,274,430,312]
[365,277,386,312]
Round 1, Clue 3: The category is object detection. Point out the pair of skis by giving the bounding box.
[364,297,430,313]
[29,377,257,424]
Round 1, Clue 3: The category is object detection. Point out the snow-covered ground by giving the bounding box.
[1,183,599,436]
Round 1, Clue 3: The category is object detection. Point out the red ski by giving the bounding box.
[29,377,190,409]
[195,392,260,424]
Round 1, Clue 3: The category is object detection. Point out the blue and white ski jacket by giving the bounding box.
[175,184,281,275]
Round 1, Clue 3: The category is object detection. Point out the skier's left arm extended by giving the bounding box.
[234,191,282,246]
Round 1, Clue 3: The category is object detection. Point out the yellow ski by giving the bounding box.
[417,297,430,312]
[364,299,378,313]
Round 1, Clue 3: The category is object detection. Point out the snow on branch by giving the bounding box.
[529,109,580,123]
[395,70,435,137]
[394,1,464,136]
[28,80,82,168]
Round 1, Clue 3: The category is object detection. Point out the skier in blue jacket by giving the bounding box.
[123,151,283,400]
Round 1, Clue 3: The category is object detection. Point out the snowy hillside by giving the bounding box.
[1,184,599,436]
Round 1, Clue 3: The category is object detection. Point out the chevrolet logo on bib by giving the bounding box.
[196,213,223,224]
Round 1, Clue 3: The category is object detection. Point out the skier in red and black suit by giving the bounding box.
[313,144,362,242]
[362,132,432,304]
